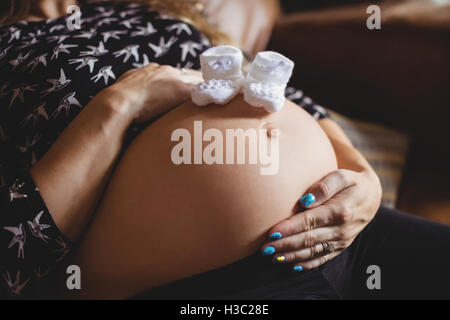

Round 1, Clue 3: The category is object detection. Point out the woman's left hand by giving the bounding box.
[261,168,382,271]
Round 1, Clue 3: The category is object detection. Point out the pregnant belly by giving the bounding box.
[72,95,337,299]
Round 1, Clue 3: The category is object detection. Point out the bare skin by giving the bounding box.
[71,96,338,299]
[28,0,78,21]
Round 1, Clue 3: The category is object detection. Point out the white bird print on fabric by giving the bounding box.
[299,96,312,107]
[285,87,304,101]
[9,84,38,108]
[309,104,327,120]
[179,40,203,62]
[17,133,41,153]
[200,36,211,47]
[26,29,45,38]
[120,16,142,29]
[81,14,100,24]
[95,6,115,17]
[133,53,150,68]
[74,28,97,39]
[41,69,71,97]
[3,271,30,296]
[8,27,21,43]
[155,13,174,21]
[18,37,38,49]
[49,24,65,33]
[148,36,177,58]
[0,45,12,61]
[166,23,192,36]
[21,102,48,127]
[95,17,118,27]
[113,45,139,63]
[47,34,70,43]
[80,41,108,56]
[25,53,47,72]
[119,9,141,18]
[51,43,78,60]
[51,92,83,118]
[8,180,28,201]
[131,22,157,37]
[101,30,127,43]
[4,224,26,259]
[69,56,98,73]
[91,66,116,85]
[176,61,194,69]
[28,211,51,243]
[125,2,141,8]
[45,17,57,24]
[9,50,33,69]
[18,29,44,49]
[34,267,50,279]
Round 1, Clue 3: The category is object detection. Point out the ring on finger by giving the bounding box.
[321,241,336,255]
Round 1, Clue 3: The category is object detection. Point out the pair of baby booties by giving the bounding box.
[191,45,294,113]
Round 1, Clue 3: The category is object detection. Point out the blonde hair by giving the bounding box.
[0,0,231,45]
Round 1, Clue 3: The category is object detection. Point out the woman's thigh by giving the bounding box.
[133,251,340,300]
[324,206,450,299]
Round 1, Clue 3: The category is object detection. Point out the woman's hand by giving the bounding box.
[31,63,202,241]
[107,63,203,123]
[262,168,382,271]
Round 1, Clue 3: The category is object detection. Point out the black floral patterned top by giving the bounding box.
[0,0,329,298]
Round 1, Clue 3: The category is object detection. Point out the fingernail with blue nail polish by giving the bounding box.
[293,265,303,272]
[300,193,316,207]
[263,246,275,256]
[269,232,282,240]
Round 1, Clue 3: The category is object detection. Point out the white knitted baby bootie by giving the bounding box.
[191,45,244,106]
[244,51,294,112]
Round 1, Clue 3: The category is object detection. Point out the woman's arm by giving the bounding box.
[29,89,132,242]
[318,118,373,173]
[262,118,382,270]
[30,64,202,241]
[0,64,201,297]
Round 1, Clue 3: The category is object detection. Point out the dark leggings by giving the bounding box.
[135,207,450,299]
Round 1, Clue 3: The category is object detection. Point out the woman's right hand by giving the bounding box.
[106,63,203,123]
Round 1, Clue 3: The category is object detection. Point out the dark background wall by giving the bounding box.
[280,0,383,12]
